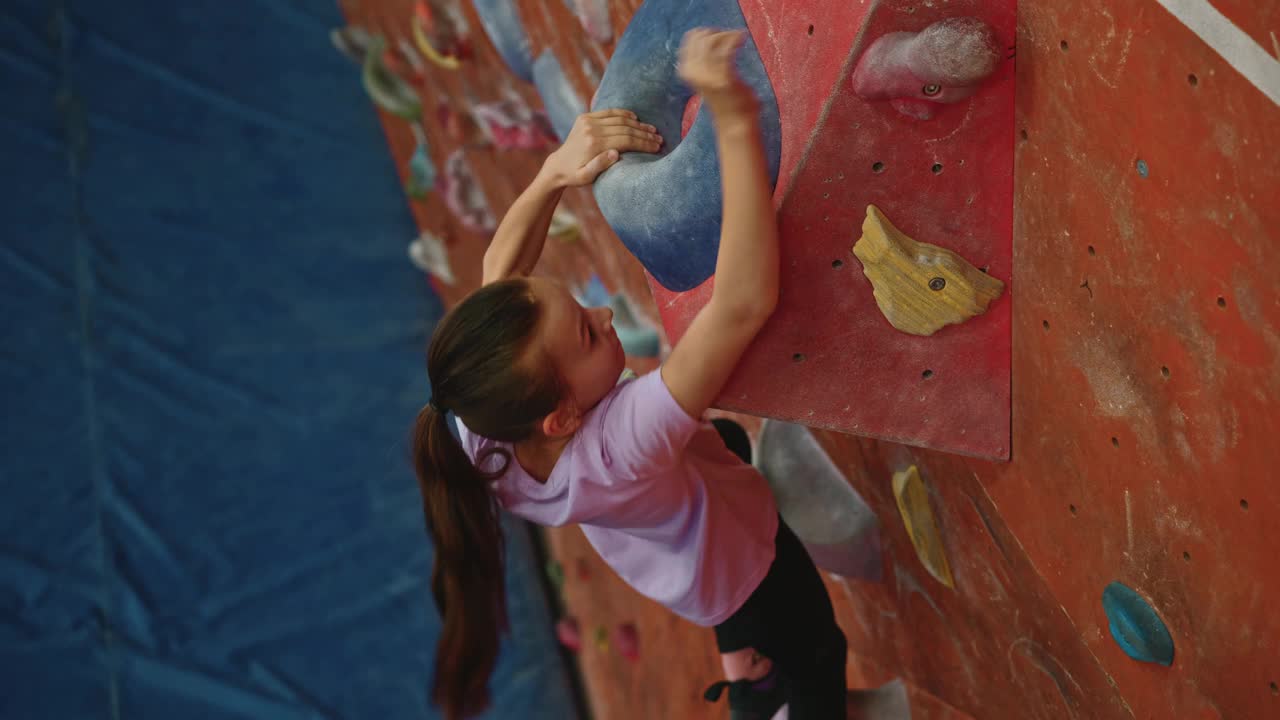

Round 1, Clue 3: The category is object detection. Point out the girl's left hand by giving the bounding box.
[543,109,663,187]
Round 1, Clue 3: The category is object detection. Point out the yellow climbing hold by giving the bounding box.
[852,205,1004,336]
[892,465,954,588]
[411,15,463,70]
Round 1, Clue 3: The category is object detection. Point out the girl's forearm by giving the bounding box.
[482,164,567,283]
[707,102,779,316]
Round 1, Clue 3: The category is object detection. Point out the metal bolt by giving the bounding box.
[922,83,942,97]
[929,277,946,291]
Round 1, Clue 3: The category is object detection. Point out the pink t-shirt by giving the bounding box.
[458,369,778,626]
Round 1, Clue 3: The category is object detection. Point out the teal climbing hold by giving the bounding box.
[1102,582,1174,666]
[406,138,435,198]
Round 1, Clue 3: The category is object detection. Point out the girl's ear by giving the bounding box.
[541,401,582,438]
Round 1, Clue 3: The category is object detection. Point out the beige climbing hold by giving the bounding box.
[852,205,1004,336]
[548,207,581,243]
[892,465,954,588]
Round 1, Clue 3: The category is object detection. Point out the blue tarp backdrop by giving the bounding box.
[0,1,576,717]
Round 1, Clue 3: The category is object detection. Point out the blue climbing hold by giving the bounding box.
[574,276,662,358]
[472,0,534,82]
[591,0,782,292]
[532,50,586,141]
[577,275,612,307]
[1102,582,1174,666]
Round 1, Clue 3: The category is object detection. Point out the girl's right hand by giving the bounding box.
[677,29,757,114]
[543,109,663,187]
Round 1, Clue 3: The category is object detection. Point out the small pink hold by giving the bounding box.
[556,617,582,652]
[613,622,640,661]
[438,148,496,234]
[471,100,558,150]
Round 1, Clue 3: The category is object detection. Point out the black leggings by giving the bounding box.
[711,419,848,718]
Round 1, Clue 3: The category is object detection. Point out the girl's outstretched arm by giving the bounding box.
[662,29,780,419]
[482,110,662,285]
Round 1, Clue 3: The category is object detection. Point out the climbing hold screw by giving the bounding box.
[928,277,946,291]
[1136,159,1149,178]
[922,83,941,97]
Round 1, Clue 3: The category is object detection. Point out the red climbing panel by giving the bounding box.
[649,0,1016,459]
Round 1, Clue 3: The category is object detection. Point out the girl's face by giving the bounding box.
[527,277,627,421]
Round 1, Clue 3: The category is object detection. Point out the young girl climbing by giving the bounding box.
[414,29,848,720]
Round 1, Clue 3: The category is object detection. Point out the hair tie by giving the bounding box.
[429,398,446,414]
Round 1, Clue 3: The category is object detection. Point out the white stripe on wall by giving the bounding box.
[1155,0,1280,106]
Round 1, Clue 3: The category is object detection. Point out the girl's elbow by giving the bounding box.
[720,297,775,328]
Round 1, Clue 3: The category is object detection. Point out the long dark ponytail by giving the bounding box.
[412,278,564,719]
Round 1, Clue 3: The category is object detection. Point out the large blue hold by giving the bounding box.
[591,0,782,292]
[1102,582,1175,666]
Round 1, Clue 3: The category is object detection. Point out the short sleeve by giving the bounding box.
[598,367,702,478]
[454,417,488,466]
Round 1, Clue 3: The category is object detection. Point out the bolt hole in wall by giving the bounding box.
[1069,504,1078,516]
[1020,128,1029,141]
[979,265,990,273]
[793,353,806,363]
[1271,680,1278,695]
[1183,551,1191,561]
[1240,498,1249,510]
[931,163,943,174]
[1161,366,1170,379]
[1111,437,1120,448]
[922,369,933,379]
[832,259,844,268]
[1188,73,1199,87]
[1217,296,1228,308]
[807,24,814,36]
[1060,39,1069,51]
[1042,320,1050,331]
[1135,159,1149,178]
[872,161,885,173]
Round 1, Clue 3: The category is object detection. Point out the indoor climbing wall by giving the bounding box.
[344,0,1279,718]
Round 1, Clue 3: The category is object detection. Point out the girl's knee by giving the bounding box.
[719,646,773,681]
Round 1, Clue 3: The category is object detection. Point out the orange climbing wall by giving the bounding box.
[342,0,1280,718]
